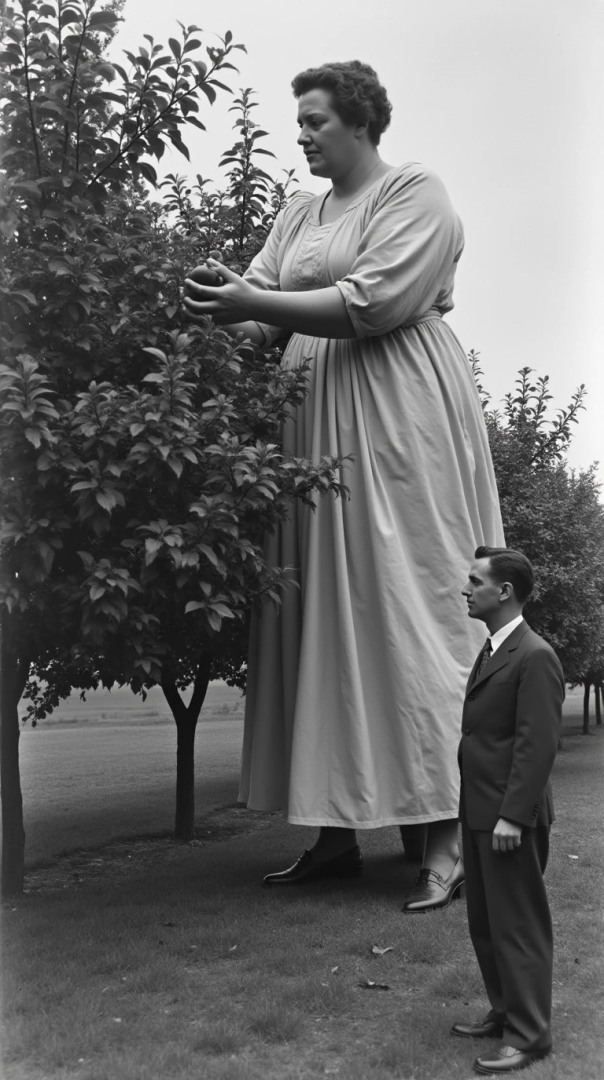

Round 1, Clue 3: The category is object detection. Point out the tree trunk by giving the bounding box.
[174,714,197,841]
[596,684,602,726]
[582,681,590,735]
[162,655,212,842]
[0,614,30,897]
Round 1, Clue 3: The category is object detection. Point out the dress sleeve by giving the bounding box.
[336,166,463,338]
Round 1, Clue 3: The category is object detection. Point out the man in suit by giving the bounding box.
[452,546,564,1075]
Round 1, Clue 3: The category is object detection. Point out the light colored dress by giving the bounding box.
[238,163,504,828]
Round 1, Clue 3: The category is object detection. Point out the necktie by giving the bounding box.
[475,638,492,678]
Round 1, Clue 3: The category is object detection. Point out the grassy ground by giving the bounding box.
[16,683,245,865]
[1,715,603,1080]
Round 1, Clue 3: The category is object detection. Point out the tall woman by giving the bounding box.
[184,61,504,911]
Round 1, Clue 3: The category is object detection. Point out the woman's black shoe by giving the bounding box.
[263,846,363,885]
[402,856,465,912]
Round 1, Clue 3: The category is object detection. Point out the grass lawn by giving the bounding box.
[1,714,603,1080]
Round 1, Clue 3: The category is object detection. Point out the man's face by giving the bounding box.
[461,558,504,623]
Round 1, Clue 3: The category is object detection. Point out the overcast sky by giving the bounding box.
[112,0,604,486]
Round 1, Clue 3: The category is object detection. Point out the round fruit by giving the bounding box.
[188,264,223,287]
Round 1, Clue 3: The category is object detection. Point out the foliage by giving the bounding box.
[471,356,604,683]
[0,0,331,714]
[0,0,343,890]
[160,86,298,272]
[0,0,240,194]
[1,332,346,711]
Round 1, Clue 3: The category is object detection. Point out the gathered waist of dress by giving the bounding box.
[400,309,443,329]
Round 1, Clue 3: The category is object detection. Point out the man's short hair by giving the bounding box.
[474,545,535,604]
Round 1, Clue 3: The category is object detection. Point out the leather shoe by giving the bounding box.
[263,845,363,885]
[474,1045,552,1074]
[402,856,465,912]
[451,1014,504,1039]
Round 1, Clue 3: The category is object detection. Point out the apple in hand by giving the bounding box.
[187,263,223,288]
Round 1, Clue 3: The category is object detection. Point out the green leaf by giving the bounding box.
[185,601,206,613]
[211,603,234,618]
[95,491,118,512]
[200,544,219,567]
[182,39,202,54]
[197,82,216,104]
[89,11,121,29]
[60,9,83,27]
[207,610,222,632]
[14,180,43,199]
[184,116,206,131]
[139,161,158,186]
[169,37,182,59]
[24,428,42,448]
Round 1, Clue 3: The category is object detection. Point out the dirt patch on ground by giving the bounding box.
[24,804,276,894]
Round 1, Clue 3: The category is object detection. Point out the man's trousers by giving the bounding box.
[461,822,553,1051]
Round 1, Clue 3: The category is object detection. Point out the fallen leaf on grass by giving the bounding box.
[358,978,390,990]
[371,944,394,956]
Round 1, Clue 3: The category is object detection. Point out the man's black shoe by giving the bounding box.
[473,1044,552,1074]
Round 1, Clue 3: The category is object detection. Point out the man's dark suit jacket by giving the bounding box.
[459,620,565,831]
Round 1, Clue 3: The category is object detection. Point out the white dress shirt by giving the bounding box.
[488,614,524,655]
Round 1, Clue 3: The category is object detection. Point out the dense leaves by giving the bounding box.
[1,330,346,704]
[471,356,604,685]
[0,0,344,892]
[160,86,298,272]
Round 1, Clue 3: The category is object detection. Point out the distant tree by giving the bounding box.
[581,662,604,734]
[472,356,604,689]
[0,0,344,896]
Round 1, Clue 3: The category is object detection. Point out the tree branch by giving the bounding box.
[89,45,236,191]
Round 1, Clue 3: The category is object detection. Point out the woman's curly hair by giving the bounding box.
[291,61,392,146]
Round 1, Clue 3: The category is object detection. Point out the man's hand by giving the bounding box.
[492,817,523,853]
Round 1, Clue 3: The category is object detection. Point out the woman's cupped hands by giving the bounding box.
[183,259,256,325]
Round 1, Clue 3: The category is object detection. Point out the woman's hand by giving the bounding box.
[184,259,354,339]
[183,259,257,325]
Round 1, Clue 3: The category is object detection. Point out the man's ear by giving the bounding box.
[499,581,513,602]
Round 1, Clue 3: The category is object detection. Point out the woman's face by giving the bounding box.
[296,88,364,179]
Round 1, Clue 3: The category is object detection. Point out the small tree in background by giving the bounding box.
[0,0,344,896]
[471,356,604,690]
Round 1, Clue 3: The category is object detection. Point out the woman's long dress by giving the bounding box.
[238,163,504,828]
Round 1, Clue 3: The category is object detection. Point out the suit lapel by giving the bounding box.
[468,621,529,692]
